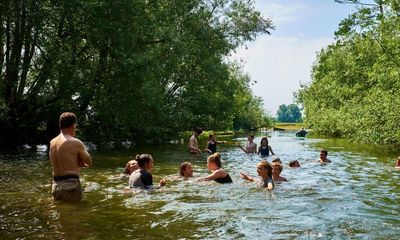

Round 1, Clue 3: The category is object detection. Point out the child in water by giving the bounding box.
[238,135,257,154]
[240,160,274,190]
[179,162,193,178]
[258,137,274,157]
[319,149,331,164]
[271,161,287,182]
[197,153,233,183]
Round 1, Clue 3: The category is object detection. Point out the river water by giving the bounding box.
[1,131,399,239]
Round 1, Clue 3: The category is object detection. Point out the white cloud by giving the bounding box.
[231,35,333,115]
[257,2,307,26]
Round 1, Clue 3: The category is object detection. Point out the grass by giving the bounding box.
[274,122,305,131]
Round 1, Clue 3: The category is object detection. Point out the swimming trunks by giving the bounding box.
[51,178,82,202]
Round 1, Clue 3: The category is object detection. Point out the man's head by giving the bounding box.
[320,150,328,160]
[193,127,203,136]
[59,112,77,130]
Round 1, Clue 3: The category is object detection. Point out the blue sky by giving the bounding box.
[231,0,359,116]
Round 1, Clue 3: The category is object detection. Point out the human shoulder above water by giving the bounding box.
[189,127,203,154]
[238,135,257,154]
[197,152,232,184]
[129,154,166,189]
[318,149,331,164]
[49,112,92,202]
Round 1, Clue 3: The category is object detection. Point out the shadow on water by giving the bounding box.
[1,131,400,239]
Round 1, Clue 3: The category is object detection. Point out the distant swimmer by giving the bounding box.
[238,135,257,154]
[289,160,301,168]
[197,153,233,184]
[319,149,331,164]
[240,160,274,190]
[257,137,275,157]
[395,157,400,169]
[189,127,203,154]
[205,133,227,154]
[295,127,308,138]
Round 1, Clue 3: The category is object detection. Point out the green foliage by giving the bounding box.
[297,0,400,146]
[0,0,273,147]
[276,104,302,123]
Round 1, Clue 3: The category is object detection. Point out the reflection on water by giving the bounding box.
[1,132,400,239]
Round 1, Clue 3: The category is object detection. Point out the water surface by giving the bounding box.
[1,132,399,239]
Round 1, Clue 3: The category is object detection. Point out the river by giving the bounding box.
[1,131,399,239]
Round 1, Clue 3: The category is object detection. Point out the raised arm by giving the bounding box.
[197,169,226,181]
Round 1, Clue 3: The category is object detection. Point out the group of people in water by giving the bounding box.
[49,112,399,203]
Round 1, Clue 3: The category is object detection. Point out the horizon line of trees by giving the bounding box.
[297,0,400,147]
[0,0,274,149]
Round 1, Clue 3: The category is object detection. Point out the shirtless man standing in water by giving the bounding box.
[50,112,92,202]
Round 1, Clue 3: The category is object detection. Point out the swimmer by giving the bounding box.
[319,149,331,164]
[271,162,287,182]
[129,154,166,189]
[197,153,233,183]
[179,162,193,178]
[240,160,274,190]
[205,134,226,154]
[122,160,139,177]
[238,135,257,154]
[257,137,274,157]
[272,157,282,164]
[395,157,400,169]
[289,160,301,168]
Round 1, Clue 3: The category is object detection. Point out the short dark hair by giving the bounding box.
[320,149,328,156]
[194,127,203,135]
[59,112,77,129]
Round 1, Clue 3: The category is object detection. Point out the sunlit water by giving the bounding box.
[1,132,399,239]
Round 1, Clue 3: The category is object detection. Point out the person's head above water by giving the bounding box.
[124,160,139,175]
[396,157,400,167]
[320,149,328,159]
[193,127,203,136]
[260,137,268,146]
[271,162,283,175]
[257,160,272,179]
[135,154,154,171]
[179,162,193,178]
[289,160,301,168]
[207,152,222,170]
[272,157,282,164]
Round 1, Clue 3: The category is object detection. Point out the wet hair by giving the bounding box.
[207,152,222,168]
[289,160,300,167]
[123,160,138,175]
[320,149,328,156]
[194,127,203,135]
[258,160,272,176]
[272,162,283,174]
[260,137,268,145]
[272,157,282,163]
[59,112,77,129]
[135,154,153,168]
[179,162,192,176]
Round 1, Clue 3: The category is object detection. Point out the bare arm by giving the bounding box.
[269,145,275,155]
[197,169,226,181]
[77,141,92,167]
[239,172,255,182]
[238,144,247,153]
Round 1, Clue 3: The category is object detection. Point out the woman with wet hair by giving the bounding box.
[129,154,166,189]
[179,162,193,178]
[240,160,274,190]
[197,153,232,183]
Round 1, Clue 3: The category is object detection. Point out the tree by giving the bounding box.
[0,0,274,148]
[276,104,302,123]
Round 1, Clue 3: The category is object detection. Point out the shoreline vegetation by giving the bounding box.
[297,1,400,148]
[0,0,274,150]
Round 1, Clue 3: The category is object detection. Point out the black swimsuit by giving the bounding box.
[214,173,233,184]
[207,142,217,153]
